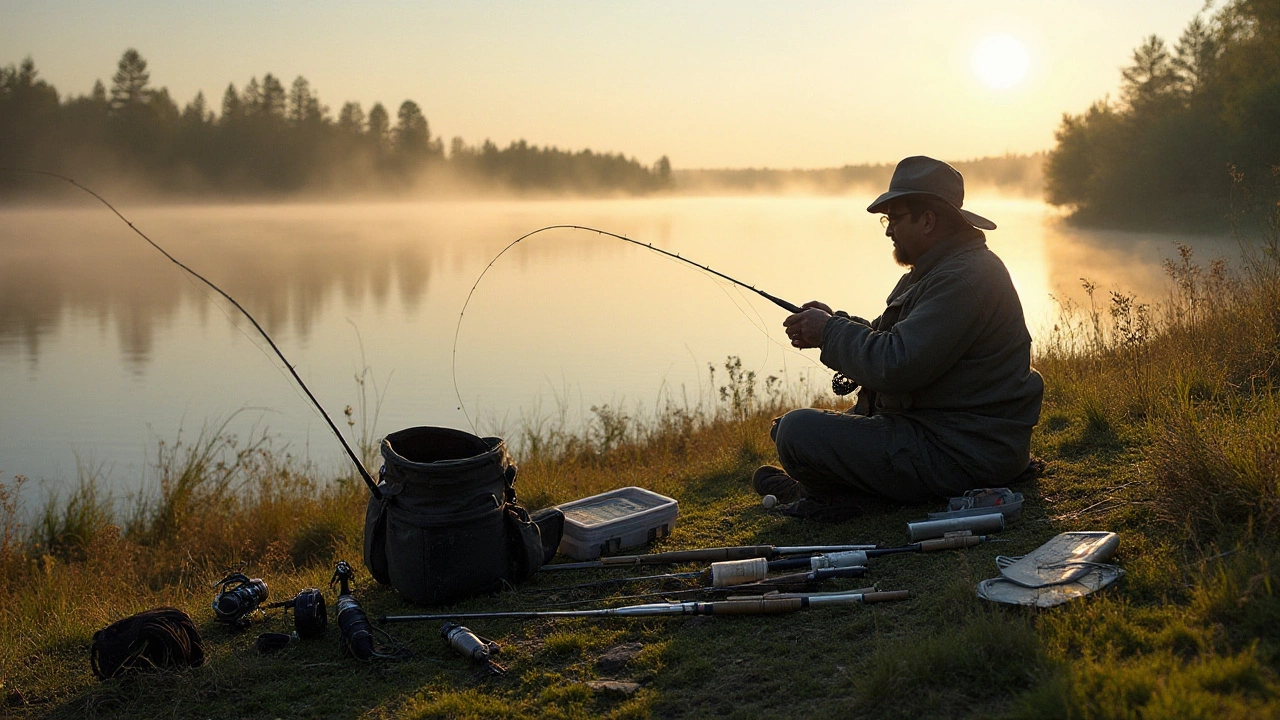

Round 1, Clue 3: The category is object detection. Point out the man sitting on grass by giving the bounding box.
[756,156,1044,522]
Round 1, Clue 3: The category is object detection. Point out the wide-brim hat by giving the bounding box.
[867,156,996,231]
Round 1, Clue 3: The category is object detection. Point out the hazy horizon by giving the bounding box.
[3,1,1205,169]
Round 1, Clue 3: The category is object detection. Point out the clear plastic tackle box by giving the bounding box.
[555,487,680,560]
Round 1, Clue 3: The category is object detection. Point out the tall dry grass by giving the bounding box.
[1036,182,1280,548]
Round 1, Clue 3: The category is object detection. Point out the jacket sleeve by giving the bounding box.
[818,271,982,395]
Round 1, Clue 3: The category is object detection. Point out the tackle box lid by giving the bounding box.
[555,486,679,560]
[557,486,678,529]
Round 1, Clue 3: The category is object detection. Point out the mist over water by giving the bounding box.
[0,194,1235,507]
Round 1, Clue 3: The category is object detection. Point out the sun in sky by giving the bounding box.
[972,34,1031,90]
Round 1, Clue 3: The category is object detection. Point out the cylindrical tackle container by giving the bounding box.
[810,550,868,570]
[710,557,769,588]
[907,513,1005,542]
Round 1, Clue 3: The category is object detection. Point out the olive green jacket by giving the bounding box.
[819,229,1043,483]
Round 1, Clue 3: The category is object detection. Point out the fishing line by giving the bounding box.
[3,168,382,500]
[451,225,813,432]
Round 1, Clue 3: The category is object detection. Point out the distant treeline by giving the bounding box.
[1046,0,1280,230]
[0,50,672,198]
[676,153,1044,197]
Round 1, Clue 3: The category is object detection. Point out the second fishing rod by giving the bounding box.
[539,533,988,574]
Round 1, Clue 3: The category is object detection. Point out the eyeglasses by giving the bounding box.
[880,212,912,228]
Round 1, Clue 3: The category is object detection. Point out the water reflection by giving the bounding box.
[0,196,1238,501]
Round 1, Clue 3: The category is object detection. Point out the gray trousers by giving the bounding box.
[771,408,974,503]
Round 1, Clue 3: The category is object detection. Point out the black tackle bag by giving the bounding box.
[362,426,562,606]
[90,607,205,680]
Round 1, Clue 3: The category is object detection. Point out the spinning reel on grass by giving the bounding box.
[265,587,328,639]
[212,571,269,628]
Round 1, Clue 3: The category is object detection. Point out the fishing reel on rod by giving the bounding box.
[212,571,269,628]
[831,373,857,396]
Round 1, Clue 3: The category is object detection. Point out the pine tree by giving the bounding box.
[109,48,150,113]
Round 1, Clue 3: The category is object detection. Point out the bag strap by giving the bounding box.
[505,504,546,582]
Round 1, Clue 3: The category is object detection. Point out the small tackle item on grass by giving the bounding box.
[541,542,877,571]
[556,486,679,560]
[211,571,269,628]
[332,560,413,661]
[442,623,506,675]
[380,588,909,623]
[977,531,1123,608]
[363,426,560,606]
[90,607,205,680]
[907,513,1005,542]
[264,587,327,639]
[256,632,293,654]
[929,487,1023,521]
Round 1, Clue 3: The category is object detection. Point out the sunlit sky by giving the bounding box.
[4,0,1207,168]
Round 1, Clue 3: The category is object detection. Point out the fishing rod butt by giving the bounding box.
[861,590,911,604]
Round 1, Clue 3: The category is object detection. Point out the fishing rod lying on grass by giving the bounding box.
[380,588,910,624]
[533,534,991,595]
[527,557,868,594]
[539,534,985,574]
[540,543,877,571]
[767,532,994,571]
[533,569,874,608]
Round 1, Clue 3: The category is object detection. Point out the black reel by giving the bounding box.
[212,572,269,628]
[330,560,412,661]
[265,587,328,639]
[832,373,858,396]
[331,561,376,660]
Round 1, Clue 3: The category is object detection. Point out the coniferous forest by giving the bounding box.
[1045,0,1280,230]
[0,49,673,198]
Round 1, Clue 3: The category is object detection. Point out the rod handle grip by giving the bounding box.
[708,597,805,615]
[860,590,911,604]
[917,534,982,552]
[598,546,774,565]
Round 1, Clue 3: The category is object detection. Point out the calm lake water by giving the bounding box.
[0,194,1236,508]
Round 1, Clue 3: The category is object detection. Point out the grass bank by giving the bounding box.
[4,221,1280,718]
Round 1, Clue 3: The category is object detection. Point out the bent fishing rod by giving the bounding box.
[451,224,819,429]
[4,168,382,500]
[380,588,910,623]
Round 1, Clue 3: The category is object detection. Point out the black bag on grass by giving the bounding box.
[90,607,205,680]
[363,426,562,606]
